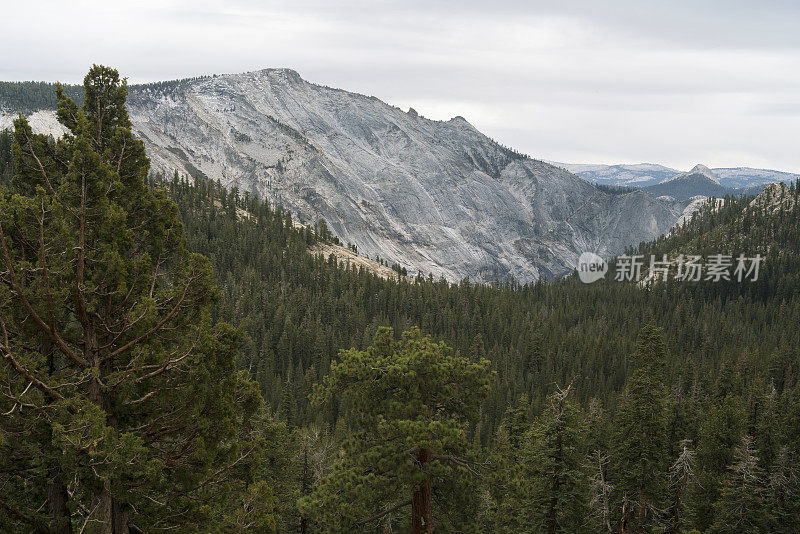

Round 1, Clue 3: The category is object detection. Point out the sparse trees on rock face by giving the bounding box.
[0,66,268,533]
[298,327,493,533]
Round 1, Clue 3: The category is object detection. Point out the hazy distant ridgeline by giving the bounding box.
[553,160,800,191]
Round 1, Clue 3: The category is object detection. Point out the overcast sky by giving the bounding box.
[3,0,800,171]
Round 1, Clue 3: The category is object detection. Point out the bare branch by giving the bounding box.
[0,316,77,414]
[430,453,487,478]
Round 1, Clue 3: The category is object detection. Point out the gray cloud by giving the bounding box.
[2,0,800,171]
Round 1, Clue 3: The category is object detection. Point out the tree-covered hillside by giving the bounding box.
[622,183,800,302]
[0,81,84,114]
[158,170,800,531]
[162,172,798,421]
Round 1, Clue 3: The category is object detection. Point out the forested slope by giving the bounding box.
[161,173,797,419]
[0,81,83,114]
[157,170,800,531]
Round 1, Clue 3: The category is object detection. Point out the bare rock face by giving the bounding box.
[125,69,686,282]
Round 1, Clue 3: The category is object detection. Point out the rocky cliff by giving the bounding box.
[122,69,687,282]
[2,70,688,282]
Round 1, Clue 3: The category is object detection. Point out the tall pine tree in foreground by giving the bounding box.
[0,66,269,533]
[299,327,493,533]
[693,393,746,531]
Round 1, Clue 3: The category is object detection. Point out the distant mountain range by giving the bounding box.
[640,164,770,201]
[551,161,799,194]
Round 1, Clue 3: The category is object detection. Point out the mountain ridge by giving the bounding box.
[659,163,720,185]
[553,160,799,189]
[2,72,688,282]
[125,68,689,282]
[641,164,732,200]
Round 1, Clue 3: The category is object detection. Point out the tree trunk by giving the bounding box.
[87,383,129,530]
[96,482,130,534]
[46,464,72,534]
[112,499,130,534]
[620,497,630,534]
[98,481,113,534]
[411,447,433,534]
[44,339,73,534]
[637,486,646,531]
[83,324,129,534]
[546,429,563,534]
[671,484,682,534]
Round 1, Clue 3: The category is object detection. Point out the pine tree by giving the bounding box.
[0,129,12,184]
[0,66,269,532]
[766,445,800,533]
[693,394,746,531]
[518,381,590,533]
[295,424,336,533]
[710,435,770,532]
[586,450,614,533]
[487,394,533,533]
[298,327,493,533]
[611,324,668,533]
[667,440,697,533]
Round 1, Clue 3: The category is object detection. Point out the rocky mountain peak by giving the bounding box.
[660,163,720,185]
[257,68,304,85]
[687,164,720,183]
[750,182,796,214]
[119,70,689,282]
